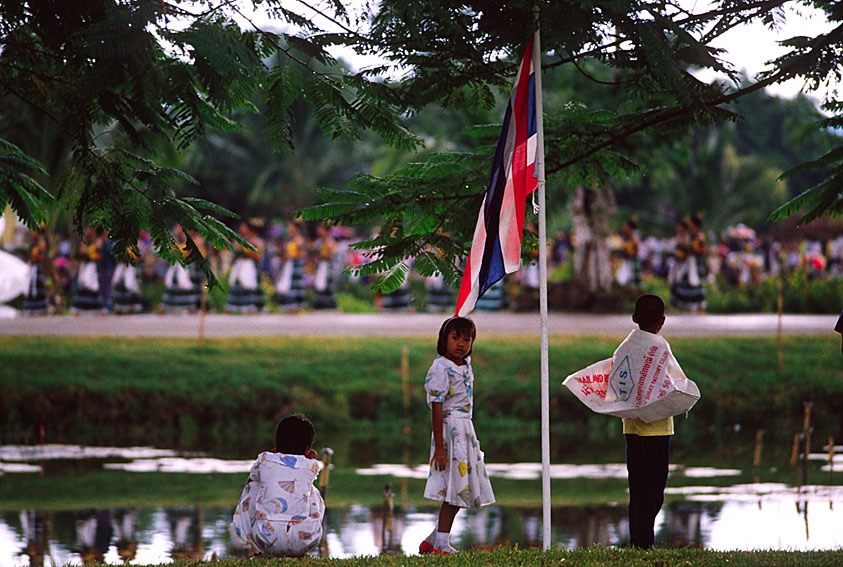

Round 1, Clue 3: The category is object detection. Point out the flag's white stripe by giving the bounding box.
[458,203,490,316]
[499,174,520,273]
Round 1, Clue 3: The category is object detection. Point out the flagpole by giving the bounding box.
[532,17,551,551]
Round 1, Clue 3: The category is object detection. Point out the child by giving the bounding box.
[624,294,673,548]
[419,317,495,555]
[232,414,324,557]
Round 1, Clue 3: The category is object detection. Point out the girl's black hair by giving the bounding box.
[437,316,476,358]
[275,414,315,455]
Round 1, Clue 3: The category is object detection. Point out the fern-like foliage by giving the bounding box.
[300,150,488,291]
[0,0,420,287]
[769,145,843,224]
[0,139,52,230]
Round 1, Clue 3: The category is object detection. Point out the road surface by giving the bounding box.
[0,311,834,338]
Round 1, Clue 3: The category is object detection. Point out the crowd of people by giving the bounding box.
[10,220,370,316]
[604,215,843,311]
[5,213,842,316]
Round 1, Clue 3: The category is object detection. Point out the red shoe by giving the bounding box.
[431,547,457,555]
[419,541,434,555]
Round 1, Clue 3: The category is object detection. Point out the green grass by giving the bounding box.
[115,547,843,567]
[1,335,839,464]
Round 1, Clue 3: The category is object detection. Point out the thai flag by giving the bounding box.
[454,37,538,316]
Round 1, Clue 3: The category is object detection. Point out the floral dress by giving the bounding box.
[423,355,495,509]
[232,452,324,557]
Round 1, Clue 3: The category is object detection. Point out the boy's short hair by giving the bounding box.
[634,294,665,327]
[275,414,315,455]
[436,316,476,357]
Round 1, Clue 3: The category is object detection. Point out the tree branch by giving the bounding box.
[547,21,843,176]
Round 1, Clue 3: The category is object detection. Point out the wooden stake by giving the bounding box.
[319,448,333,498]
[790,433,800,487]
[198,285,207,345]
[829,437,835,485]
[400,346,410,507]
[776,284,783,370]
[401,346,410,409]
[802,402,812,487]
[753,429,764,483]
[382,482,394,549]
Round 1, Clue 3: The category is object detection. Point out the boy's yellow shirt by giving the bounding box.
[622,416,674,436]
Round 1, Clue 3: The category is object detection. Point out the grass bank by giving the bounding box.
[1,335,839,464]
[137,547,843,567]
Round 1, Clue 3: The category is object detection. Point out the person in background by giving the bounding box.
[161,226,200,313]
[615,218,641,288]
[96,229,117,310]
[310,224,338,309]
[225,220,265,313]
[835,309,843,355]
[71,226,105,314]
[274,221,307,312]
[110,244,143,315]
[23,227,49,315]
[670,217,706,312]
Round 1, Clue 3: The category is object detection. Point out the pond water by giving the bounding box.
[2,445,843,565]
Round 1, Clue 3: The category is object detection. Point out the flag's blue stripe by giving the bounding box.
[527,73,536,138]
[483,102,512,215]
[477,100,514,297]
[478,169,507,297]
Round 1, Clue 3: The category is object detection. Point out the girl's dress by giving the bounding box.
[423,355,495,509]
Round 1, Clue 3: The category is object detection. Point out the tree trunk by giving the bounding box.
[571,184,615,295]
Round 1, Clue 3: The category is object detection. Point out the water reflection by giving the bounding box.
[3,494,843,565]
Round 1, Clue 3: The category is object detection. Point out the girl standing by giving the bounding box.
[419,317,495,555]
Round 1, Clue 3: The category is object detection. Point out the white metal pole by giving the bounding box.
[532,21,551,551]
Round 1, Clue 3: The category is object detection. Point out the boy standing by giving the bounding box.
[624,294,672,549]
[232,414,324,557]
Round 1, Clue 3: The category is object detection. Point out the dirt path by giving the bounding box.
[1,311,834,338]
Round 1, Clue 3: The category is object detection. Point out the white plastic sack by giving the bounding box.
[563,329,700,423]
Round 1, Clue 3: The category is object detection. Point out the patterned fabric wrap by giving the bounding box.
[423,356,495,509]
[231,452,324,557]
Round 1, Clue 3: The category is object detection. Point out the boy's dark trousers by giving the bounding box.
[625,434,670,549]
